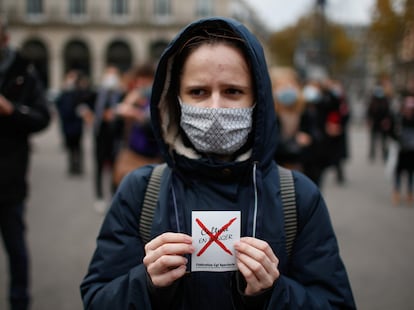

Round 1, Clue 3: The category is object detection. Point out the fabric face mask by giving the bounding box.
[179,98,254,155]
[101,74,120,90]
[303,85,321,104]
[275,88,298,106]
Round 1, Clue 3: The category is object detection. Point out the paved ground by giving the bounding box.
[1,117,414,310]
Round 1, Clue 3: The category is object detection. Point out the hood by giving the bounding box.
[150,17,278,177]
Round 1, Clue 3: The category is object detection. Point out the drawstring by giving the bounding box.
[171,180,181,233]
[171,165,259,237]
[252,162,258,238]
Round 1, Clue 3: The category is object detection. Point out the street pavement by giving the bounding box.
[1,117,414,310]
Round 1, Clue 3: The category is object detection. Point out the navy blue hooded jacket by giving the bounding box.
[81,17,356,309]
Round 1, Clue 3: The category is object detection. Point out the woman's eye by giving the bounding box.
[225,88,243,95]
[189,89,206,97]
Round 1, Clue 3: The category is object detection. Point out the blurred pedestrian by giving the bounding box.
[366,78,393,162]
[325,78,351,185]
[0,18,51,310]
[81,17,355,309]
[390,94,414,206]
[113,63,162,188]
[301,79,328,186]
[92,65,124,213]
[300,76,346,189]
[269,66,311,171]
[55,69,95,176]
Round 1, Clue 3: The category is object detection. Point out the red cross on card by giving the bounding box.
[191,211,241,272]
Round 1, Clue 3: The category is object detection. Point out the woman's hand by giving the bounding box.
[234,237,280,295]
[143,232,194,287]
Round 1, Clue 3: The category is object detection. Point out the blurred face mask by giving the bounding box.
[275,88,298,106]
[373,86,385,98]
[179,98,254,155]
[303,85,321,103]
[102,74,120,90]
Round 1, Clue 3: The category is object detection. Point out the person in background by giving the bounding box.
[55,69,95,176]
[113,63,162,188]
[0,18,50,310]
[390,94,414,206]
[81,17,355,309]
[366,78,393,162]
[301,79,328,186]
[92,65,124,213]
[301,76,347,189]
[324,78,351,185]
[269,66,311,171]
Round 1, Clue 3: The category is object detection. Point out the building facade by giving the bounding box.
[2,0,267,92]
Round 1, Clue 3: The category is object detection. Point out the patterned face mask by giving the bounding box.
[179,98,254,155]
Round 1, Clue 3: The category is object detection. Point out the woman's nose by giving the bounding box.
[210,93,221,108]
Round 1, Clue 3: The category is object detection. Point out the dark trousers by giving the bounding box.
[394,151,414,194]
[65,134,83,175]
[94,125,116,199]
[369,127,388,161]
[0,202,30,310]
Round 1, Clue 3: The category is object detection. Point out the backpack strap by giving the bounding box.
[139,163,298,259]
[139,163,167,244]
[278,165,297,258]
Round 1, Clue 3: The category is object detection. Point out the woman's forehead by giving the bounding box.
[182,44,250,76]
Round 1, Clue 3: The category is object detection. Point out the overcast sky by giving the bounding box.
[244,0,376,31]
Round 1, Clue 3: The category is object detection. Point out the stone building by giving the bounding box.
[1,0,267,93]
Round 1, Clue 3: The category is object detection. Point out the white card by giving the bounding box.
[191,211,241,272]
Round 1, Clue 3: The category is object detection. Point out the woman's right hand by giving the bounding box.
[143,232,194,287]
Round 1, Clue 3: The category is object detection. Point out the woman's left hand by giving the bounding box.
[234,237,280,295]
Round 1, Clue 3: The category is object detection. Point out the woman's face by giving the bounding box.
[179,43,253,109]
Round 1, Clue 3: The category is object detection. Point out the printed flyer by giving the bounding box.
[191,211,241,272]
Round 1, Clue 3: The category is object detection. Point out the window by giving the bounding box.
[26,0,43,16]
[106,40,132,72]
[154,0,171,18]
[196,0,213,17]
[69,0,86,16]
[112,0,128,16]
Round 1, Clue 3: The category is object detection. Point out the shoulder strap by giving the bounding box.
[139,163,298,257]
[139,163,167,244]
[278,165,297,258]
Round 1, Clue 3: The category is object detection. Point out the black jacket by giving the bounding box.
[0,50,50,204]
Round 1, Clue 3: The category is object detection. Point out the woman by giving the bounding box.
[81,17,355,309]
[113,63,162,188]
[269,66,311,171]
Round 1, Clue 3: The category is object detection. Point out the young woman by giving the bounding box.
[81,17,355,309]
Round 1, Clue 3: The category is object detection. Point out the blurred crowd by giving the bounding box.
[270,68,414,206]
[52,64,414,212]
[365,76,414,206]
[269,67,350,189]
[53,63,351,215]
[54,63,162,213]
